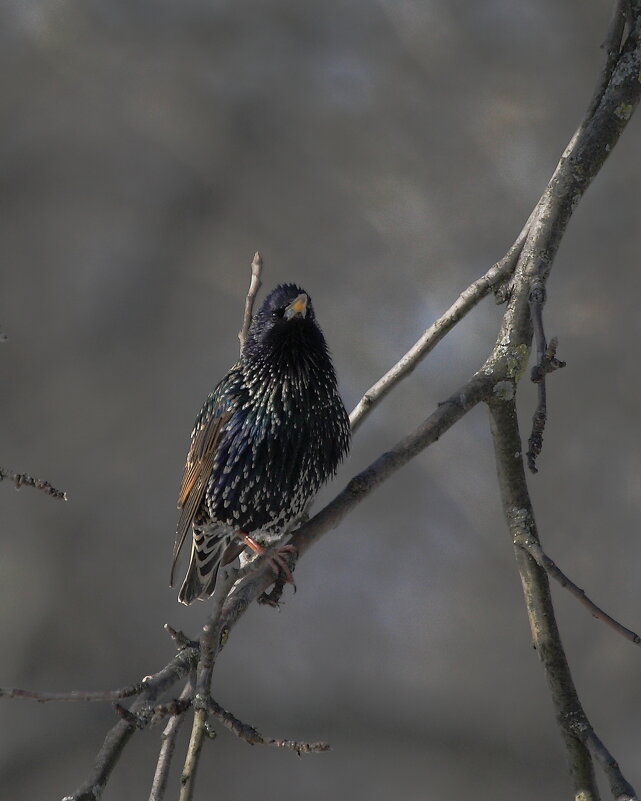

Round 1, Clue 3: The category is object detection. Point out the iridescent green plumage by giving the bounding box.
[172,284,350,604]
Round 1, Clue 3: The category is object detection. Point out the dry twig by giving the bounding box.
[238,251,263,354]
[515,532,641,646]
[0,466,67,501]
[208,698,330,753]
[0,684,143,703]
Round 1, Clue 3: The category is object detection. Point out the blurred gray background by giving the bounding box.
[1,1,640,799]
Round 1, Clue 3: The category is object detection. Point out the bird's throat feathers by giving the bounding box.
[243,318,335,393]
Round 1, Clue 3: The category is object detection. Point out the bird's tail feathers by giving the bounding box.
[177,528,226,605]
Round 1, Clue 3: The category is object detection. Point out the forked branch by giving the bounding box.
[4,5,641,801]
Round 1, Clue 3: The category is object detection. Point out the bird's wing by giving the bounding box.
[170,402,232,587]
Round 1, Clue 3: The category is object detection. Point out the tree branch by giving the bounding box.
[208,698,330,753]
[63,647,198,801]
[585,0,631,124]
[489,398,603,801]
[515,532,641,646]
[348,221,529,433]
[149,678,194,801]
[238,251,263,354]
[0,684,143,703]
[0,466,67,501]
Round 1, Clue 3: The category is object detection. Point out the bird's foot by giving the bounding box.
[239,533,298,589]
[257,577,286,608]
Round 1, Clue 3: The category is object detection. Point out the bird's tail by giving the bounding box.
[177,528,226,605]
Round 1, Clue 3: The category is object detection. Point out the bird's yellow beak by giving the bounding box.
[284,293,308,319]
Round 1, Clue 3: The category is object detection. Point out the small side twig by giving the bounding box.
[238,251,263,354]
[0,467,67,500]
[208,698,330,754]
[0,683,143,703]
[164,624,198,650]
[514,532,641,646]
[526,280,565,473]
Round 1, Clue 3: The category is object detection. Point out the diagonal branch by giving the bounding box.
[515,532,641,647]
[208,698,330,753]
[489,398,606,801]
[63,646,199,801]
[584,0,631,124]
[348,221,529,433]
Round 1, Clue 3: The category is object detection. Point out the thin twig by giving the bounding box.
[164,624,198,650]
[348,223,529,434]
[208,698,330,753]
[0,466,67,500]
[514,532,641,646]
[149,678,194,801]
[238,251,263,354]
[0,683,143,703]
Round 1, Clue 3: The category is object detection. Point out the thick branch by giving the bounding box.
[489,399,599,799]
[489,397,637,801]
[584,0,630,124]
[496,13,641,358]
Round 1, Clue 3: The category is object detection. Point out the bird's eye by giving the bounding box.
[272,307,286,320]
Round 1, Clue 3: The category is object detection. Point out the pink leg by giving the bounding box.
[239,533,297,586]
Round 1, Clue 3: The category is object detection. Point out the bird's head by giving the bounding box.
[243,283,329,370]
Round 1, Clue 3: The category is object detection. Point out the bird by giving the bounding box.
[171,283,351,605]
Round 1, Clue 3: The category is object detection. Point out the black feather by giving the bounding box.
[172,284,351,604]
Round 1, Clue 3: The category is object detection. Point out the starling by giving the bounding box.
[171,283,351,604]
